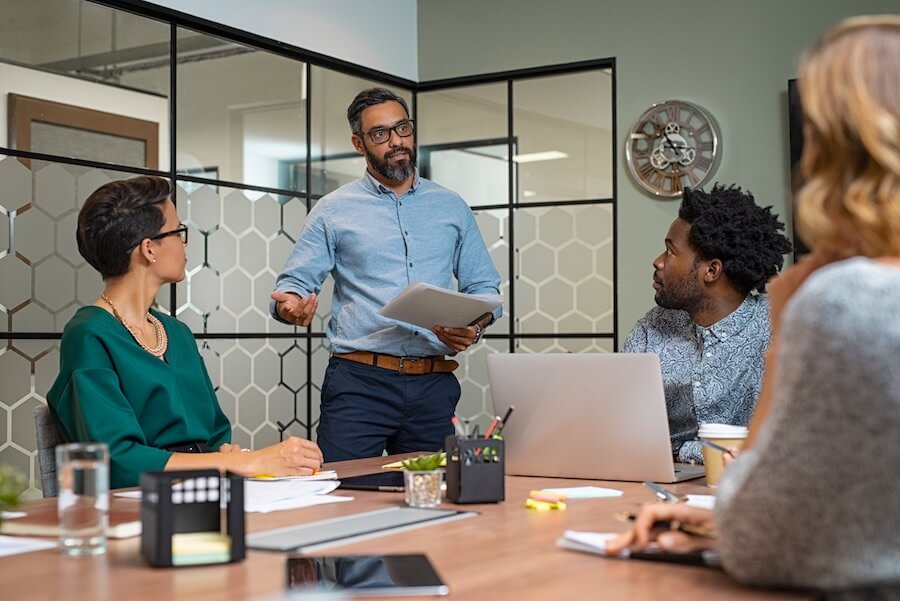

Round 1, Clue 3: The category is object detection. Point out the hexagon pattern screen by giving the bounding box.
[1,155,614,495]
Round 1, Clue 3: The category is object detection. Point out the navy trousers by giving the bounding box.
[316,356,460,462]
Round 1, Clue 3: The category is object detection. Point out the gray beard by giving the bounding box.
[366,146,417,183]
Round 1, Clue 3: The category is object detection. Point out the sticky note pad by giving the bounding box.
[171,532,231,566]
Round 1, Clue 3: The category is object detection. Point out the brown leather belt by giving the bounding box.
[333,351,459,375]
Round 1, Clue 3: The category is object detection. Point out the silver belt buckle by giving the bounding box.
[398,356,422,374]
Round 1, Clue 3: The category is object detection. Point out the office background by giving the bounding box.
[0,0,895,495]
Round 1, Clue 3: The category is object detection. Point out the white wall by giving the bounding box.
[0,63,169,169]
[147,0,419,81]
[418,0,900,341]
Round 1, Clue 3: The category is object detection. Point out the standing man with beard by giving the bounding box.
[622,185,791,464]
[270,88,501,461]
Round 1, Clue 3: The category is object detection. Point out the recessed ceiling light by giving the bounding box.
[511,151,569,163]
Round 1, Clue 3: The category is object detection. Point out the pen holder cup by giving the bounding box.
[140,470,245,567]
[444,435,505,504]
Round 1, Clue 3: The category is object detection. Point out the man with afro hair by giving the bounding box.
[622,184,792,464]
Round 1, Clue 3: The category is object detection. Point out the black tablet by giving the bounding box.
[286,553,448,597]
[337,471,404,491]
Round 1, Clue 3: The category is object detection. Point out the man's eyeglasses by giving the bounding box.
[359,120,415,145]
[149,224,189,244]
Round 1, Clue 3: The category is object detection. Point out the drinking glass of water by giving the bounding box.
[56,443,109,556]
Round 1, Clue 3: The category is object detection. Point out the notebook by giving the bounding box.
[486,352,704,483]
[0,506,141,539]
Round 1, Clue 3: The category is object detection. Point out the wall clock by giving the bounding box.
[625,100,721,198]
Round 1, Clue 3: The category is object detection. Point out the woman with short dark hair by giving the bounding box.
[49,176,322,488]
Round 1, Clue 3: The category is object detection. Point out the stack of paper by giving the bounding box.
[244,480,352,513]
[379,281,503,329]
[249,470,338,482]
[115,478,353,513]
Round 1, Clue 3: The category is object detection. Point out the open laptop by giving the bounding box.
[486,353,704,483]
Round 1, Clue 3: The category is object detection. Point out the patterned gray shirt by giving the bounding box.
[621,295,770,463]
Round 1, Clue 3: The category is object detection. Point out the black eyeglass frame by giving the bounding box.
[358,119,415,145]
[148,224,189,244]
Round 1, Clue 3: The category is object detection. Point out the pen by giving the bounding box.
[642,481,685,504]
[615,511,716,539]
[495,405,515,435]
[451,416,467,437]
[697,438,736,455]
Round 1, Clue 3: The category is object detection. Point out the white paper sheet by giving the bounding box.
[540,486,623,499]
[0,534,57,557]
[556,530,619,555]
[685,494,716,510]
[379,281,503,329]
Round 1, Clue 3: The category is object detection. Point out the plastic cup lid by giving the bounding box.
[697,423,748,438]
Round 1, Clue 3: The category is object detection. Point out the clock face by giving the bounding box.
[626,100,720,198]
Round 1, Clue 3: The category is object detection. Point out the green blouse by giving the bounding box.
[48,306,231,488]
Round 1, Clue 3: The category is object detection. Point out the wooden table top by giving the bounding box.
[1,455,811,601]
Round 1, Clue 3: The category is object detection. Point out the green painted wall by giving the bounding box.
[417,0,899,341]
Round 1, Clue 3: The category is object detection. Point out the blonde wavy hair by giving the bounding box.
[797,15,900,258]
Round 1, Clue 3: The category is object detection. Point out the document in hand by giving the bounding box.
[378,282,503,330]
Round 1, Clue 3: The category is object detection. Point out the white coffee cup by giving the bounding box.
[697,423,748,487]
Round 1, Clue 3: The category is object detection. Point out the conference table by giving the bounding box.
[2,454,811,600]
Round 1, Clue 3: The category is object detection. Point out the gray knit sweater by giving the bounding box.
[716,258,900,599]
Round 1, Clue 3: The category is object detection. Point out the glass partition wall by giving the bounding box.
[417,67,616,426]
[0,0,615,494]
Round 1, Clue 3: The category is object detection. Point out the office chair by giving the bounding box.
[33,404,65,498]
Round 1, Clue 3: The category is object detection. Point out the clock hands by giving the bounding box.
[663,132,685,153]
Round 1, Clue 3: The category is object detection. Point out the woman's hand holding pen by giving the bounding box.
[605,503,718,555]
[242,436,324,477]
[272,291,318,326]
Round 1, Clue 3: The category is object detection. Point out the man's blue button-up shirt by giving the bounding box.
[271,170,502,356]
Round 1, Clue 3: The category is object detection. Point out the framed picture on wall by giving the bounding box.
[7,93,159,169]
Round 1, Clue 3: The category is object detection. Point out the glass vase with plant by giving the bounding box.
[401,452,445,508]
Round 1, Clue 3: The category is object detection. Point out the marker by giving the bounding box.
[484,416,501,439]
[697,438,736,455]
[495,405,516,435]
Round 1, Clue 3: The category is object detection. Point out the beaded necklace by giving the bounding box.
[100,293,168,358]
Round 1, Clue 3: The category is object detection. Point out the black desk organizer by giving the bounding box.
[140,469,245,567]
[444,435,505,504]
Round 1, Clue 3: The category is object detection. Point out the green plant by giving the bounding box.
[400,452,445,471]
[0,465,26,526]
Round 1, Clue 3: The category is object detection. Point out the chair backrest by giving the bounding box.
[33,404,65,498]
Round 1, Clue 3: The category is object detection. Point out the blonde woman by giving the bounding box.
[608,16,900,596]
[49,176,322,488]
